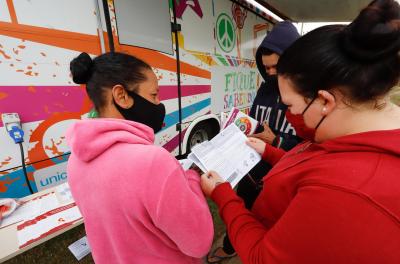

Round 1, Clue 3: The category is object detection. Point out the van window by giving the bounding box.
[113,0,173,54]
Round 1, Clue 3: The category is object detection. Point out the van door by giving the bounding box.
[102,0,185,155]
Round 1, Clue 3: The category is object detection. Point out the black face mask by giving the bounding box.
[264,74,278,90]
[115,91,166,133]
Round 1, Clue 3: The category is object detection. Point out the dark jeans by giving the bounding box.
[222,160,272,254]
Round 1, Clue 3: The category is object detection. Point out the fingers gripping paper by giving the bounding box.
[189,124,261,187]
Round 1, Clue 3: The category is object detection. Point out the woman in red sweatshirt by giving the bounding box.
[201,0,400,263]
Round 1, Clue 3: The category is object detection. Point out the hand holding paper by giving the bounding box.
[246,137,266,154]
[200,171,225,197]
[251,122,276,144]
[187,124,261,187]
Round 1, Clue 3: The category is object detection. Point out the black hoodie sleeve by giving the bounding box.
[277,133,301,151]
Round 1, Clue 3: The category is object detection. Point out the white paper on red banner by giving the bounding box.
[1,192,59,228]
[55,182,74,203]
[17,203,82,248]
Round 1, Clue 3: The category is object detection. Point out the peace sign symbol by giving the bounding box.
[216,13,236,53]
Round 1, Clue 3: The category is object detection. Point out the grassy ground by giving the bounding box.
[4,224,94,264]
[4,199,241,264]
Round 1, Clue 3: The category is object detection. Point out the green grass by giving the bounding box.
[4,200,226,264]
[4,224,93,264]
[208,198,226,243]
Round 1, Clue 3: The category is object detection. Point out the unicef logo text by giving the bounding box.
[40,172,67,187]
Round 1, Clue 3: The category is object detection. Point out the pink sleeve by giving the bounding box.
[154,166,214,258]
[185,169,206,197]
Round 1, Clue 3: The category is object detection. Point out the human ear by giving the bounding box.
[112,84,133,109]
[318,90,336,116]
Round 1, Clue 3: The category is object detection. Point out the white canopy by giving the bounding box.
[259,0,373,22]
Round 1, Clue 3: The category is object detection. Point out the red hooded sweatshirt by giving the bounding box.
[212,129,400,264]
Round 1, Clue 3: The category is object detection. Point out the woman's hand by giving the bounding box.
[200,171,225,197]
[251,122,276,144]
[247,137,267,154]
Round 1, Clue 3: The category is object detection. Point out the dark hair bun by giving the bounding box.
[340,0,400,62]
[70,52,93,84]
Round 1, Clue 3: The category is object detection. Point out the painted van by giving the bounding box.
[0,0,275,197]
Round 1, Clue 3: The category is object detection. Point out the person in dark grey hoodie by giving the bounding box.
[207,21,301,263]
[251,20,301,148]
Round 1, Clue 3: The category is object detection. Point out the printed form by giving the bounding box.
[190,124,261,187]
[0,192,60,228]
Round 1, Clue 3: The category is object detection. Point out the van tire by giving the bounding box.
[186,122,219,154]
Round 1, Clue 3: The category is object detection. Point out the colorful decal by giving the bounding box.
[0,0,270,198]
[232,3,247,59]
[224,70,257,109]
[235,117,252,135]
[175,0,203,19]
[216,13,236,53]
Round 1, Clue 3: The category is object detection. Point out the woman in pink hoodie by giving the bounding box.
[67,52,213,264]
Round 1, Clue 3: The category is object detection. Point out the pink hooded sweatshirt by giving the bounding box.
[66,118,214,264]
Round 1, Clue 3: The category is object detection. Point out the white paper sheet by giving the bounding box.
[191,124,261,187]
[17,203,82,248]
[1,192,60,228]
[68,236,91,261]
[220,112,229,129]
[178,159,194,171]
[187,153,207,173]
[56,182,74,203]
